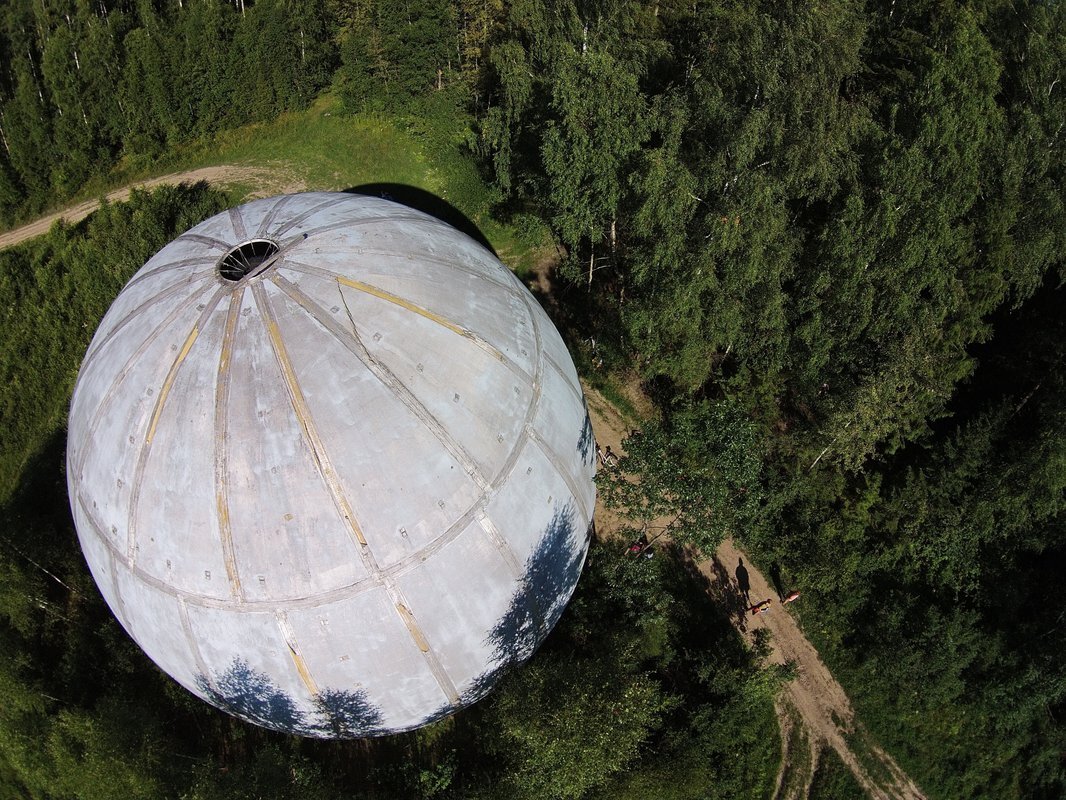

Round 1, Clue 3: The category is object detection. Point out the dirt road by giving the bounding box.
[584,384,926,800]
[0,165,304,251]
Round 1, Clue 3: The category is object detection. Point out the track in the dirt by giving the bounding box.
[585,385,926,800]
[0,165,302,251]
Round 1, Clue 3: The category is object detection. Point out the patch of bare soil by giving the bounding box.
[583,383,927,800]
[0,165,304,251]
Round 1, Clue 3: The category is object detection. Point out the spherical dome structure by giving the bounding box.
[66,192,596,737]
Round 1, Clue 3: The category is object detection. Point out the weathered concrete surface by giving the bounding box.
[67,192,596,737]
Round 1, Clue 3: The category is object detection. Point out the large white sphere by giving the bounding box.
[66,192,596,737]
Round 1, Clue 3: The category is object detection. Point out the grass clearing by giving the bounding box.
[95,93,553,278]
[809,746,866,800]
[775,699,815,800]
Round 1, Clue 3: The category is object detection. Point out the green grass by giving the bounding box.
[776,700,815,800]
[94,93,554,278]
[842,725,899,793]
[810,746,866,800]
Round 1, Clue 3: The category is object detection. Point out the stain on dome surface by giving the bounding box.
[66,192,596,737]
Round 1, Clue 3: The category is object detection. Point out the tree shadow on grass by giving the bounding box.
[343,184,495,256]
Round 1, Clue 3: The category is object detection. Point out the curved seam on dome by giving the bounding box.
[103,546,132,628]
[76,492,230,603]
[273,270,543,586]
[77,272,214,391]
[251,282,373,552]
[228,207,248,242]
[275,273,523,576]
[78,489,388,608]
[389,584,461,705]
[477,514,523,578]
[214,289,245,602]
[279,212,437,243]
[83,254,218,352]
[179,595,217,694]
[125,256,218,291]
[299,208,497,259]
[256,194,297,237]
[127,288,228,567]
[544,352,584,403]
[526,427,593,528]
[179,233,233,251]
[255,279,462,708]
[509,288,557,641]
[269,195,350,237]
[71,286,214,482]
[333,274,533,383]
[282,249,521,303]
[276,612,321,696]
[483,291,545,499]
[377,500,487,578]
[271,274,491,491]
[514,286,593,527]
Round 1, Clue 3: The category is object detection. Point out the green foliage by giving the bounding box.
[1,0,1066,797]
[337,0,458,112]
[809,747,864,800]
[0,0,338,221]
[599,399,765,553]
[488,654,672,799]
[0,183,230,503]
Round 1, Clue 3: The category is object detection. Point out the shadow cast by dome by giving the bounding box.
[343,184,496,256]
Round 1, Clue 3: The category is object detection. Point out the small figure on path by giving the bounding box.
[750,598,773,616]
[602,445,618,468]
[735,558,751,605]
[628,532,649,556]
[782,590,801,605]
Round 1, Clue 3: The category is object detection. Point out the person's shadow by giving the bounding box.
[735,558,751,606]
[769,561,786,601]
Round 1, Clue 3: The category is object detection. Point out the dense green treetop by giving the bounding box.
[0,1,1064,798]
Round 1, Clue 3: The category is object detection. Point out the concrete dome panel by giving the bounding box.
[76,309,230,573]
[395,522,523,688]
[79,270,215,379]
[132,307,236,595]
[109,574,203,695]
[484,440,588,568]
[531,361,597,519]
[339,289,529,481]
[310,256,540,376]
[221,288,371,601]
[71,499,126,620]
[68,192,596,737]
[284,587,449,733]
[184,603,319,731]
[261,280,485,564]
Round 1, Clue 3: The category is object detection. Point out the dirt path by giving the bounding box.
[0,164,305,250]
[583,383,926,800]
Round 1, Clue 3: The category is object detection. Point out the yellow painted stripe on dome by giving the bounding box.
[257,285,370,549]
[214,291,244,601]
[395,603,431,653]
[338,276,470,340]
[146,324,199,445]
[277,614,321,696]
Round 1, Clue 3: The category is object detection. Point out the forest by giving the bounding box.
[1,0,1064,798]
